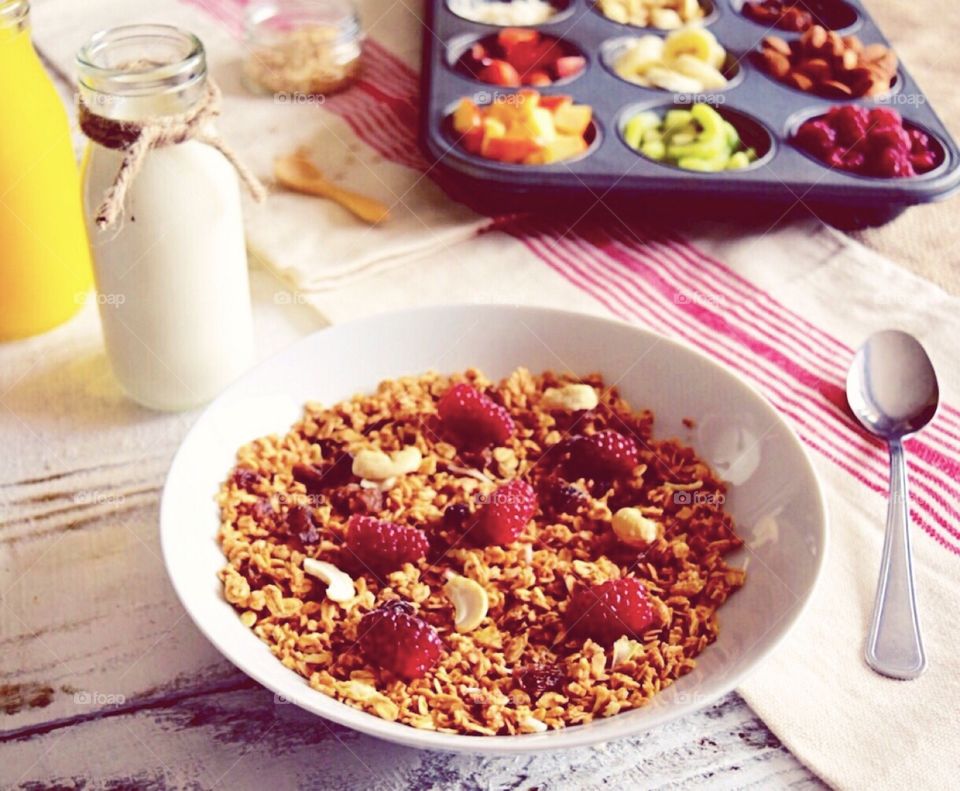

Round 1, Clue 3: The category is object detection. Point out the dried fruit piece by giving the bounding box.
[513,662,566,698]
[612,507,661,548]
[438,383,515,446]
[345,514,428,574]
[567,578,657,645]
[443,573,489,632]
[542,477,589,515]
[474,479,537,546]
[303,558,356,602]
[358,600,443,681]
[285,505,321,544]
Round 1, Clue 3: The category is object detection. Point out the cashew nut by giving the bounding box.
[443,573,489,633]
[611,635,644,668]
[352,446,422,481]
[612,507,660,548]
[519,715,548,733]
[303,558,356,602]
[542,383,599,412]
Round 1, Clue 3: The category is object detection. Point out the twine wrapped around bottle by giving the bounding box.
[78,80,267,229]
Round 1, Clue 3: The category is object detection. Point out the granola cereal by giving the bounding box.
[216,368,745,735]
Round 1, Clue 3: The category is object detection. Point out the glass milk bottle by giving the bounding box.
[0,0,91,339]
[77,25,256,411]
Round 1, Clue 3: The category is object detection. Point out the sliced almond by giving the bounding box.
[443,573,489,633]
[303,558,356,602]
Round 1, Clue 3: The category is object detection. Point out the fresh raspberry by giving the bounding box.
[346,515,428,574]
[868,125,911,155]
[831,106,868,148]
[911,150,938,173]
[871,147,914,178]
[473,479,537,546]
[358,600,443,680]
[568,429,639,478]
[566,578,656,646]
[908,127,930,153]
[438,383,515,446]
[868,107,902,128]
[795,119,836,158]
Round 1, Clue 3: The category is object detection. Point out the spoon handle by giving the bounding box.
[865,439,926,679]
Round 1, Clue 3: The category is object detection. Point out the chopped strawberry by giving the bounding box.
[474,479,537,546]
[477,59,521,87]
[345,514,428,575]
[566,578,656,645]
[553,55,586,79]
[359,600,443,680]
[438,383,515,446]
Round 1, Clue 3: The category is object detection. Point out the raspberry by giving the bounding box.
[831,106,868,148]
[346,515,428,575]
[568,430,639,477]
[438,383,515,446]
[908,127,930,153]
[868,125,911,155]
[513,662,566,699]
[566,578,656,645]
[872,147,914,178]
[868,107,902,128]
[359,601,443,680]
[473,479,537,546]
[795,119,836,158]
[911,150,938,173]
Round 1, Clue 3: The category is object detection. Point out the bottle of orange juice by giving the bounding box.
[0,0,91,340]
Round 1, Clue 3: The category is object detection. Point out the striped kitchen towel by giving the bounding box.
[30,0,960,787]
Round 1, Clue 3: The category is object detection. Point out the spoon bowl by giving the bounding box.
[847,329,939,440]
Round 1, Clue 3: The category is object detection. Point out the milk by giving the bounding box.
[78,26,254,411]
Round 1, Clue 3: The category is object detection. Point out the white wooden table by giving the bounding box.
[0,265,826,790]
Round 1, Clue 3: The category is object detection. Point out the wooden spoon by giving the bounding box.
[274,149,390,225]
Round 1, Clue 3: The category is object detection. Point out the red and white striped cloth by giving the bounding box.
[32,0,960,787]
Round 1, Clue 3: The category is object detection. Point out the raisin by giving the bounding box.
[285,505,320,545]
[232,467,261,492]
[541,478,589,515]
[513,663,566,699]
[292,453,354,493]
[443,502,472,530]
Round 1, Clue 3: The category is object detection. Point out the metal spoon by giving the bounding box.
[846,329,938,680]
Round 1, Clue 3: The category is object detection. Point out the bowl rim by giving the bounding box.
[160,303,829,754]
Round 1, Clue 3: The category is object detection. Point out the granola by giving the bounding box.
[217,368,745,735]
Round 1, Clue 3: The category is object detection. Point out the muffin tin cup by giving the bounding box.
[730,0,862,35]
[420,0,960,222]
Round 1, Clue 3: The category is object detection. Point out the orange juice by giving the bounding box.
[0,0,91,339]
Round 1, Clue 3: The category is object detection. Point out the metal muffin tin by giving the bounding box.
[419,0,960,225]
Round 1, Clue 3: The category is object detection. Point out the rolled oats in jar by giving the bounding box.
[244,0,363,96]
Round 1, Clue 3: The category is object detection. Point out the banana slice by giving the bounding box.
[644,66,705,93]
[614,35,665,77]
[662,27,719,63]
[671,54,729,89]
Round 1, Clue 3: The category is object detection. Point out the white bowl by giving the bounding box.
[160,304,827,753]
